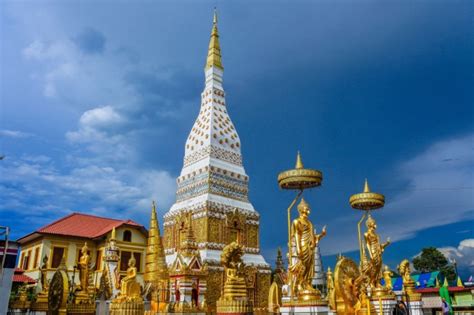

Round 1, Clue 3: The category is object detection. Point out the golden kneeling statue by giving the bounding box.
[289,198,326,301]
[117,256,141,302]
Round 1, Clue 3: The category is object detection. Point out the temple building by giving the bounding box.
[16,212,148,289]
[162,12,271,311]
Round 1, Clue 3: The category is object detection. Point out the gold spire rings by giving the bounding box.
[349,179,385,210]
[278,152,322,190]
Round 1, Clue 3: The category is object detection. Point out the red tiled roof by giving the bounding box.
[22,212,144,240]
[13,268,36,284]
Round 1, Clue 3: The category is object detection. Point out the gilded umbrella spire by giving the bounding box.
[295,151,304,169]
[205,9,223,70]
[364,178,370,193]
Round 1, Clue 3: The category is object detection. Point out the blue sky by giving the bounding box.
[1,1,473,277]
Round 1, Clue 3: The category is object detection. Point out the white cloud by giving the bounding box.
[0,155,176,221]
[0,129,33,138]
[79,106,124,128]
[438,239,474,274]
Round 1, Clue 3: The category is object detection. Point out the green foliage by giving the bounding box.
[413,247,456,281]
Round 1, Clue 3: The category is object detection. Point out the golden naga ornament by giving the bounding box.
[216,241,253,314]
[398,259,421,301]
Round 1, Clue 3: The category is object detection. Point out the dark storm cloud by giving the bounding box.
[73,27,106,54]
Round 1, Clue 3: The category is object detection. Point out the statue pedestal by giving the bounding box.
[109,300,144,315]
[406,301,423,315]
[281,296,329,315]
[31,292,48,314]
[370,298,396,315]
[280,304,329,315]
[216,299,253,315]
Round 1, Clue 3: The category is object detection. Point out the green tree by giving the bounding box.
[413,247,456,281]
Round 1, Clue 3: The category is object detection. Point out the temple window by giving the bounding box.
[33,247,40,269]
[51,247,65,268]
[120,251,131,271]
[133,252,141,272]
[19,252,24,269]
[95,250,102,271]
[123,230,132,242]
[23,251,31,270]
[119,251,141,272]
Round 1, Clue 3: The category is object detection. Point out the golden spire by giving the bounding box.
[181,213,198,256]
[111,226,116,241]
[144,201,168,283]
[205,9,223,70]
[295,151,304,169]
[363,178,370,193]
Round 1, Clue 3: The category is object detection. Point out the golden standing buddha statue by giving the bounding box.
[78,242,91,291]
[289,198,326,301]
[39,255,49,292]
[383,265,393,290]
[363,214,390,291]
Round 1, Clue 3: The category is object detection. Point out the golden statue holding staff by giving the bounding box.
[276,152,326,306]
[78,242,91,291]
[289,198,326,298]
[363,214,390,290]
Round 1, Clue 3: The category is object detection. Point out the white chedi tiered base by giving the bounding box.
[371,299,396,315]
[280,305,329,315]
[406,301,423,315]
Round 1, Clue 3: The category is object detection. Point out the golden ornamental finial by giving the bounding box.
[364,178,371,193]
[111,226,116,240]
[295,151,304,169]
[205,9,223,70]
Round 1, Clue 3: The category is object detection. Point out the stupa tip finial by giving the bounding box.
[363,178,371,193]
[205,8,223,70]
[295,151,304,169]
